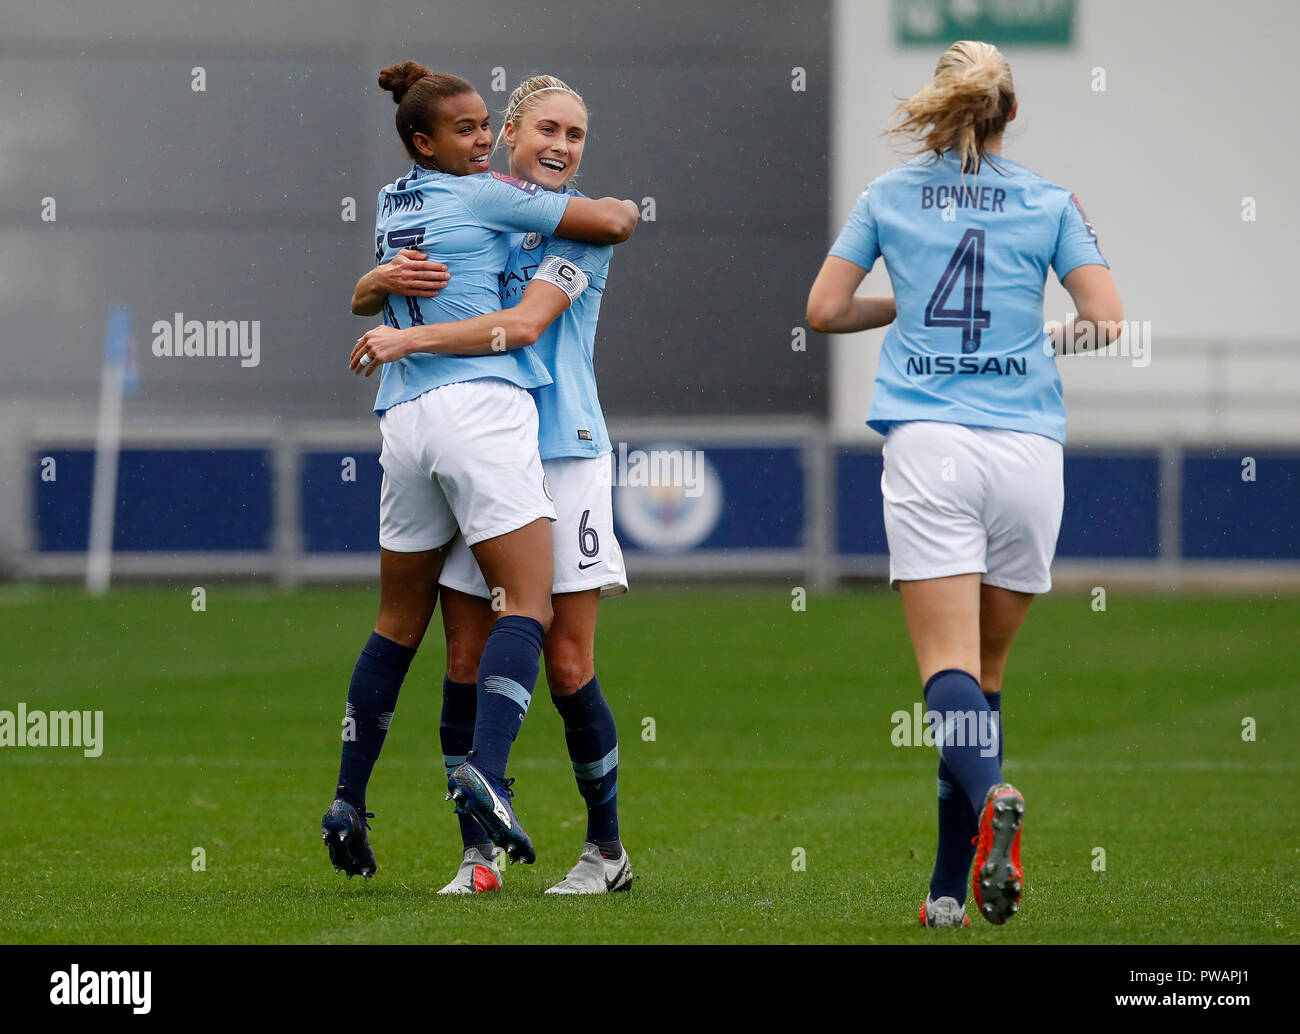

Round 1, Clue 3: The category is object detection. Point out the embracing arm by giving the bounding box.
[350,249,450,316]
[351,266,389,317]
[406,277,571,354]
[806,256,896,334]
[553,196,640,245]
[349,278,571,374]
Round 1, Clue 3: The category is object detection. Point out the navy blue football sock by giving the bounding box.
[552,675,620,846]
[336,632,416,811]
[440,676,491,851]
[923,668,1003,814]
[985,689,1003,766]
[929,758,978,904]
[471,615,545,781]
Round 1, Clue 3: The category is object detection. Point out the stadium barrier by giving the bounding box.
[13,417,1300,589]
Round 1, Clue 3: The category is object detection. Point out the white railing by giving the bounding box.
[1059,339,1300,444]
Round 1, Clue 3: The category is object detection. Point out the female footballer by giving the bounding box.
[321,61,638,880]
[806,41,1122,927]
[351,75,631,896]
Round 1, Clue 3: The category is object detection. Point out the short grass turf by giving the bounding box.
[1,584,1297,944]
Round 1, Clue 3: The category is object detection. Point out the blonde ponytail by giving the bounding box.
[888,40,1014,174]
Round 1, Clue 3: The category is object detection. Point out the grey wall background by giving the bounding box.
[0,0,830,422]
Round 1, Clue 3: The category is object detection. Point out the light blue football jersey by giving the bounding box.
[829,150,1108,444]
[498,186,614,461]
[370,165,571,415]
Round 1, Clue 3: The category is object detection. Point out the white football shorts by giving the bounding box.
[880,420,1063,594]
[378,379,556,552]
[439,454,629,599]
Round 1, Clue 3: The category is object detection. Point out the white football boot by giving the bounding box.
[919,894,971,928]
[544,842,633,894]
[437,846,504,895]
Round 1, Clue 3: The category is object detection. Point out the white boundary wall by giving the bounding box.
[829,0,1300,445]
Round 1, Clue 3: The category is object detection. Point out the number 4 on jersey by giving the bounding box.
[924,228,991,354]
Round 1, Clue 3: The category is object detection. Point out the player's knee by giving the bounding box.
[374,611,429,650]
[545,650,592,698]
[444,640,481,685]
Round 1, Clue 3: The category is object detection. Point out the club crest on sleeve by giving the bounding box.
[491,171,540,195]
[1071,193,1097,238]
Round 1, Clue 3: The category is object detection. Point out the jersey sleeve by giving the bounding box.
[828,185,880,271]
[460,172,570,235]
[1051,192,1108,281]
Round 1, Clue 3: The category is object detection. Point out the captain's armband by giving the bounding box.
[534,255,590,303]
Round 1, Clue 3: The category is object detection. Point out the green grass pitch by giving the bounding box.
[1,584,1297,944]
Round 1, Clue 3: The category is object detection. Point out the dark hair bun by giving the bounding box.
[378,60,432,104]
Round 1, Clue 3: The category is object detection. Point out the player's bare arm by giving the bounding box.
[806,255,896,333]
[1050,263,1125,354]
[554,196,639,245]
[350,276,573,373]
[350,248,451,316]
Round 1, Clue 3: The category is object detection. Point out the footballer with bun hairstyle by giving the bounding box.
[807,40,1122,929]
[321,61,639,884]
[353,73,635,897]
